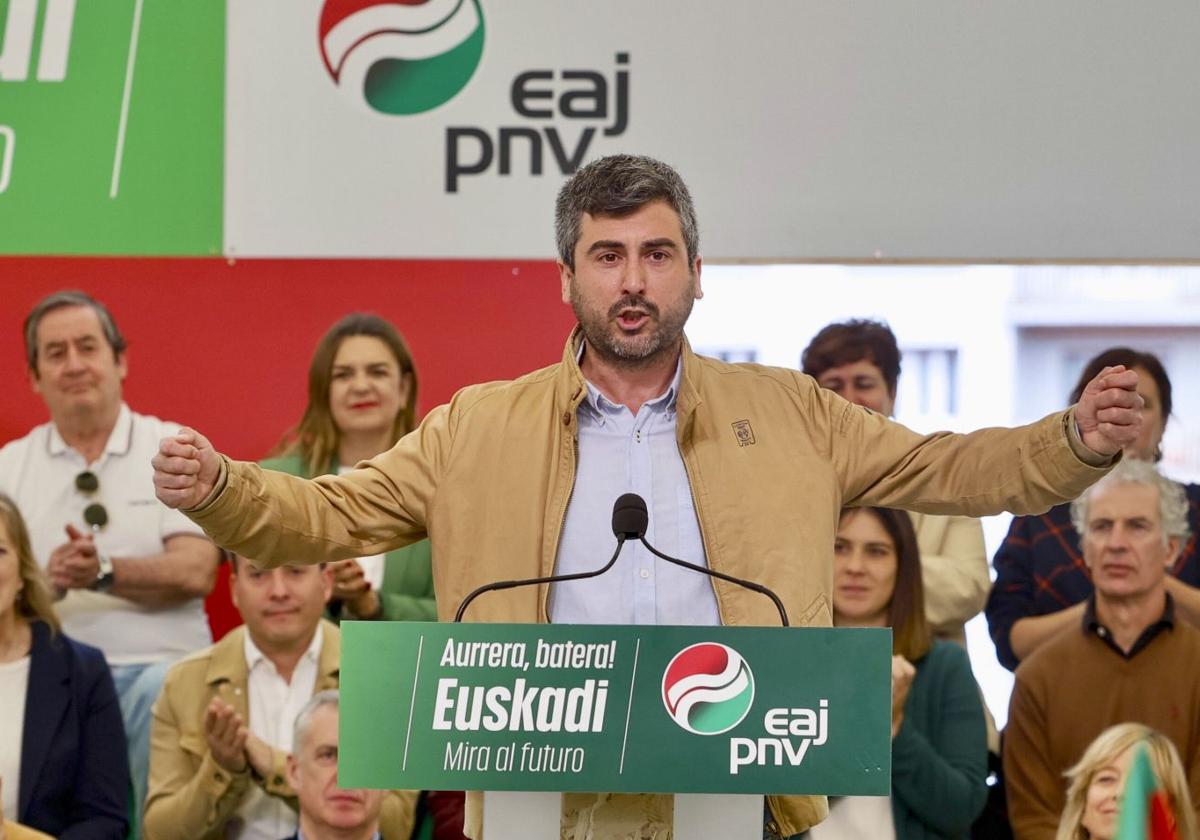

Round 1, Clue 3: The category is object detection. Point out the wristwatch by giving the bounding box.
[92,553,115,592]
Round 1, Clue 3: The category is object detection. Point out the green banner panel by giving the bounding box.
[341,622,892,795]
[0,0,223,255]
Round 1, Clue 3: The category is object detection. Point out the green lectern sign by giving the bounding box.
[340,622,891,794]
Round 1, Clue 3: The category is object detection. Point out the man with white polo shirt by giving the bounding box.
[0,290,221,836]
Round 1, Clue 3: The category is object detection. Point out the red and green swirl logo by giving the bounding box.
[662,643,755,736]
[319,0,485,115]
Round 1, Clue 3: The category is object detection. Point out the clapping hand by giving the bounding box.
[204,697,249,774]
[46,524,99,591]
[890,655,916,739]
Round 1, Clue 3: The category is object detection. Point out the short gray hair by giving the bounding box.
[292,689,339,752]
[1071,458,1190,544]
[24,290,127,371]
[554,154,700,270]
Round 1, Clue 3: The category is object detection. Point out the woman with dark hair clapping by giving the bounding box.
[810,506,988,840]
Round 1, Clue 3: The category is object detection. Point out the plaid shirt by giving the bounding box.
[985,482,1200,670]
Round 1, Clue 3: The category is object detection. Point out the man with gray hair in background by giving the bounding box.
[1004,458,1200,839]
[284,691,392,840]
[0,290,221,836]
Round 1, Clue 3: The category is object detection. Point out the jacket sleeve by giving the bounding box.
[58,646,130,840]
[143,673,253,840]
[890,645,988,835]
[985,515,1038,671]
[824,380,1112,518]
[188,402,456,569]
[913,514,989,638]
[1002,666,1062,840]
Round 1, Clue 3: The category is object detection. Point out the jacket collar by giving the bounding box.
[204,619,341,687]
[21,620,70,820]
[558,326,703,426]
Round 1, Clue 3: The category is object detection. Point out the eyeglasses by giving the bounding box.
[74,471,109,530]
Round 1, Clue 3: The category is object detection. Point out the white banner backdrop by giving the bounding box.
[225,0,1200,261]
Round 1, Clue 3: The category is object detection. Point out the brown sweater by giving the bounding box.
[1004,606,1200,839]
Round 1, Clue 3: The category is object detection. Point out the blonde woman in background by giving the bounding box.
[0,494,129,839]
[1056,723,1198,840]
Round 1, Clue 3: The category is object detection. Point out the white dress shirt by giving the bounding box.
[225,625,324,840]
[0,655,31,818]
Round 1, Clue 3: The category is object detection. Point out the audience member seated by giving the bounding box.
[0,493,129,839]
[802,319,989,648]
[0,290,221,835]
[1004,459,1200,839]
[809,506,988,840]
[261,313,435,623]
[283,690,395,840]
[986,347,1200,671]
[1056,723,1197,840]
[144,554,416,840]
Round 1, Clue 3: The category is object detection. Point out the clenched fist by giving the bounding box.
[1074,365,1144,457]
[153,428,222,510]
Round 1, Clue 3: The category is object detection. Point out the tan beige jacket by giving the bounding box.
[187,329,1112,837]
[911,512,989,647]
[143,620,416,840]
[2,821,53,840]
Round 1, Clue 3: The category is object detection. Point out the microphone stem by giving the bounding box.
[453,537,627,623]
[639,537,790,627]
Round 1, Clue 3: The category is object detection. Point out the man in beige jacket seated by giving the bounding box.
[152,154,1143,840]
[143,555,415,840]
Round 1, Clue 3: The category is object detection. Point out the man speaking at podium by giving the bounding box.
[153,155,1141,839]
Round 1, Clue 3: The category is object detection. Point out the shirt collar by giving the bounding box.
[244,621,324,674]
[576,341,682,419]
[1083,592,1175,659]
[47,402,133,459]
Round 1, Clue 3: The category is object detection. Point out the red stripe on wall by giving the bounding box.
[1,257,574,456]
[2,257,575,638]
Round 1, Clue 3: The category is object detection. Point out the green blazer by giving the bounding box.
[260,452,437,621]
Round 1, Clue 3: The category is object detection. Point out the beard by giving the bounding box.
[570,279,696,370]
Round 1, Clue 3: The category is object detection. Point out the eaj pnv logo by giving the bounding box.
[319,0,484,115]
[662,643,755,736]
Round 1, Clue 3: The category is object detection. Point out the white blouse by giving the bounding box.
[808,795,897,840]
[0,655,32,818]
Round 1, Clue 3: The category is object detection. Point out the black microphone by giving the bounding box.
[629,492,790,627]
[611,492,648,540]
[453,494,644,622]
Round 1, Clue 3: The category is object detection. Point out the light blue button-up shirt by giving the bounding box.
[548,356,721,627]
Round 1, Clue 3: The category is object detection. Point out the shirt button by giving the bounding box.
[640,569,650,579]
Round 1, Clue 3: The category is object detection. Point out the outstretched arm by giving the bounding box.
[153,407,450,569]
[832,366,1140,518]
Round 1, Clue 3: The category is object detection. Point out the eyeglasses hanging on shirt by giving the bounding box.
[74,470,109,531]
[75,470,114,591]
